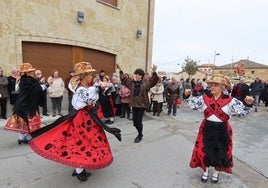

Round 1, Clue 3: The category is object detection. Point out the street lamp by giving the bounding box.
[212,51,220,76]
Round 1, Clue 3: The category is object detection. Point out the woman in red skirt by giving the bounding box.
[185,75,253,184]
[28,62,121,182]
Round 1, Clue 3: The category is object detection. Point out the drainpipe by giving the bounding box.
[145,0,152,72]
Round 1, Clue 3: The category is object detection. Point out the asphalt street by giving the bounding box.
[0,102,267,188]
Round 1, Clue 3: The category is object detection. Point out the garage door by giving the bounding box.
[22,42,116,79]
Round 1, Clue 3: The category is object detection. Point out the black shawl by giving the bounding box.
[14,75,43,122]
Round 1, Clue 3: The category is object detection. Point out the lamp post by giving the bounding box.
[212,51,220,76]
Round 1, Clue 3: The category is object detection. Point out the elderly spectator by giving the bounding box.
[113,77,122,116]
[166,77,180,116]
[0,67,9,119]
[185,78,192,90]
[35,70,49,116]
[47,70,65,116]
[7,69,20,111]
[119,85,131,119]
[64,70,75,114]
[150,77,164,116]
[250,77,264,112]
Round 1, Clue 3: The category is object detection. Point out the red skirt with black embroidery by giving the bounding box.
[189,119,233,173]
[29,108,113,169]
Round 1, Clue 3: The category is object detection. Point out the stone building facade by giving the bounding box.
[0,0,155,78]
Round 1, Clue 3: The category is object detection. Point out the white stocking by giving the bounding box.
[18,133,27,140]
[212,169,219,179]
[75,168,84,174]
[203,168,209,176]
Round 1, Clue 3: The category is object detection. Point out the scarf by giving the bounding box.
[133,80,143,96]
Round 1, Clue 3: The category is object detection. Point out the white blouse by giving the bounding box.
[72,86,99,110]
[187,95,249,122]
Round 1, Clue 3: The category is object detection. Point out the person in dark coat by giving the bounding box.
[166,77,180,116]
[0,67,9,119]
[117,63,159,143]
[35,70,49,116]
[64,70,75,114]
[7,69,20,111]
[250,77,264,112]
[231,77,250,107]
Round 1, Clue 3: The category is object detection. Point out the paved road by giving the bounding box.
[0,102,267,188]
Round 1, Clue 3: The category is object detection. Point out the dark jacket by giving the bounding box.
[120,71,159,109]
[250,80,264,95]
[14,75,43,121]
[7,76,19,105]
[64,75,73,97]
[166,82,180,105]
[0,75,9,98]
[231,82,250,101]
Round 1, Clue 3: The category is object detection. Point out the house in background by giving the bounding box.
[214,59,268,83]
[198,63,214,74]
[164,59,268,84]
[0,0,155,78]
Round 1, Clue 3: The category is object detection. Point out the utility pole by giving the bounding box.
[212,51,220,76]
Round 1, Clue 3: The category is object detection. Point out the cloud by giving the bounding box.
[153,0,268,72]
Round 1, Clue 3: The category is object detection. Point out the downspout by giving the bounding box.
[145,0,151,72]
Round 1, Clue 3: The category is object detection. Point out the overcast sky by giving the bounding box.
[152,0,268,72]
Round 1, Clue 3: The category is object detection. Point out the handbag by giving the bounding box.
[176,98,182,105]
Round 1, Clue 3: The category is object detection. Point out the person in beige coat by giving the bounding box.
[150,77,164,116]
[47,70,65,116]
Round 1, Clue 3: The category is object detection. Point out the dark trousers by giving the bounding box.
[152,101,162,115]
[50,96,63,115]
[132,107,145,136]
[41,94,48,115]
[0,97,7,118]
[115,104,122,116]
[121,103,131,117]
[68,94,74,114]
[168,104,177,115]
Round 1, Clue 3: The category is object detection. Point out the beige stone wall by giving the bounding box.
[0,0,154,74]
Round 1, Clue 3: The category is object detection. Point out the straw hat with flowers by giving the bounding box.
[19,63,36,73]
[73,62,96,76]
[207,74,231,90]
[69,62,96,92]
